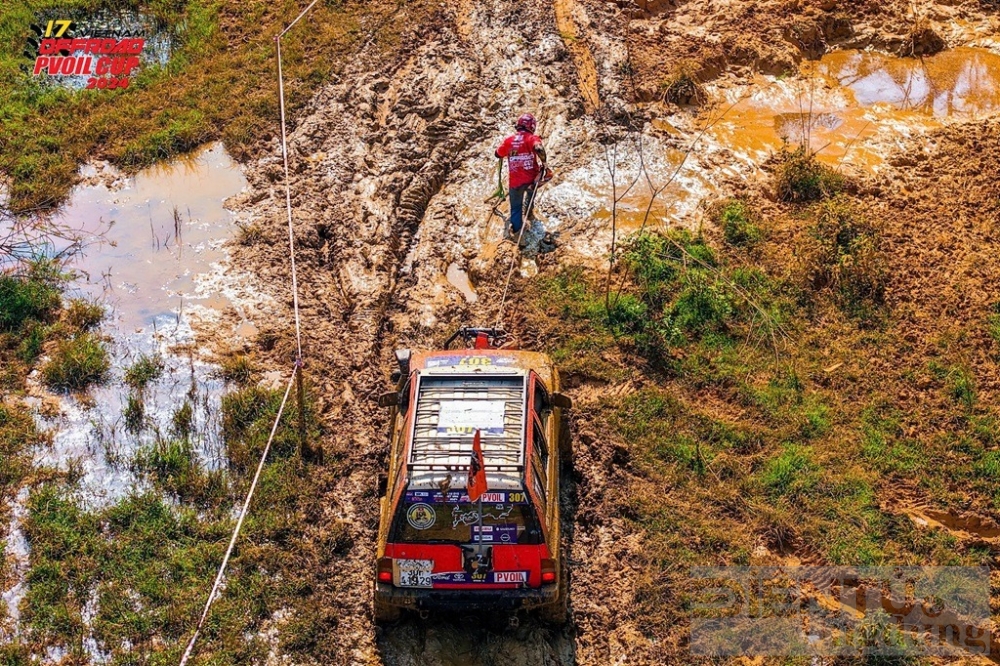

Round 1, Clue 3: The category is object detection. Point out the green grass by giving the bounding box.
[714,198,764,248]
[0,260,62,331]
[800,197,886,322]
[774,145,844,202]
[123,352,164,390]
[217,354,256,385]
[40,331,109,390]
[0,0,439,212]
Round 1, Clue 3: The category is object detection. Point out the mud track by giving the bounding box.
[230,1,610,663]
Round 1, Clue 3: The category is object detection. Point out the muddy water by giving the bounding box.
[446,262,478,303]
[25,143,270,505]
[711,47,1000,169]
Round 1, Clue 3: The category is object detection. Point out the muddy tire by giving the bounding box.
[374,596,402,624]
[558,415,573,470]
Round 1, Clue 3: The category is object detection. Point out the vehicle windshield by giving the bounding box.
[390,488,543,545]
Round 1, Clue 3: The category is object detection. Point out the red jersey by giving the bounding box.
[496,131,543,189]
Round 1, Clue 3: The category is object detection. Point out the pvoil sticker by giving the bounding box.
[407,503,436,530]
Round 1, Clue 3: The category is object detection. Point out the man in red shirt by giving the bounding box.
[495,113,548,241]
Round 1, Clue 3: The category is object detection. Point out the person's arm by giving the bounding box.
[533,139,547,166]
[496,137,510,159]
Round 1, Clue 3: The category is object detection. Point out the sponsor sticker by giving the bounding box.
[404,490,529,504]
[472,524,519,543]
[425,355,517,368]
[406,503,436,530]
[431,570,529,585]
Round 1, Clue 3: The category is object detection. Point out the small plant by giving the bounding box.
[774,146,843,202]
[172,401,195,440]
[217,354,256,385]
[801,198,886,320]
[714,198,764,248]
[41,333,109,390]
[946,366,976,411]
[123,394,145,434]
[660,61,705,106]
[124,354,164,391]
[986,303,1000,350]
[64,299,104,332]
[236,222,264,246]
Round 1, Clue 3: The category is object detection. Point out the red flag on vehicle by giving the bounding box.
[467,429,488,502]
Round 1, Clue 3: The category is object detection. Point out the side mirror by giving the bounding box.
[377,391,399,408]
[552,392,572,410]
[377,473,388,497]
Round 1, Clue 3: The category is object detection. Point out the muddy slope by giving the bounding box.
[231,1,595,663]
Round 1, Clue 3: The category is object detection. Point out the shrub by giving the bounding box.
[714,199,764,248]
[801,198,886,320]
[41,333,109,390]
[622,229,716,309]
[668,271,734,336]
[774,146,843,202]
[124,354,164,391]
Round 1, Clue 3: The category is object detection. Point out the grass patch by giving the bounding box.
[659,60,705,106]
[124,353,164,391]
[0,260,62,332]
[123,394,145,433]
[0,0,440,212]
[63,299,104,332]
[217,354,256,385]
[40,332,109,390]
[773,146,844,202]
[800,197,886,322]
[712,198,764,248]
[221,383,320,472]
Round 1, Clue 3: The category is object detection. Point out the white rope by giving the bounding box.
[276,36,304,362]
[493,180,542,329]
[178,2,321,660]
[178,368,298,666]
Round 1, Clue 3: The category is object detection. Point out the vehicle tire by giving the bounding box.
[374,596,402,623]
[558,416,573,470]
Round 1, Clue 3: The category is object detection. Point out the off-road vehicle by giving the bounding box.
[373,328,571,623]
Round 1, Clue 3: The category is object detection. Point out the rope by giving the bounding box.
[178,368,298,666]
[178,3,319,660]
[493,175,543,329]
[276,36,304,362]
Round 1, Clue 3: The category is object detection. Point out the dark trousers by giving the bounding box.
[509,184,536,233]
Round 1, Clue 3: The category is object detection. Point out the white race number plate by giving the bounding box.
[395,559,433,588]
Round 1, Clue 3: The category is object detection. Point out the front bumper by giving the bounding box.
[375,582,559,613]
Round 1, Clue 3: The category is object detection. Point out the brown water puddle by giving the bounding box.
[60,142,250,334]
[710,47,1000,169]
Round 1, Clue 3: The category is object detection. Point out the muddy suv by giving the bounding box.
[373,328,572,624]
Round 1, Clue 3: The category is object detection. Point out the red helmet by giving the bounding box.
[515,113,536,133]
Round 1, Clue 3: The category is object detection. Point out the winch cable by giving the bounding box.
[177,3,318,663]
[178,371,297,666]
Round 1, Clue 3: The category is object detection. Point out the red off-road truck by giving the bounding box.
[373,328,571,624]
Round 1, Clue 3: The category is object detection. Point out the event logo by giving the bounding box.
[26,18,147,89]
